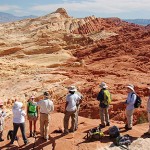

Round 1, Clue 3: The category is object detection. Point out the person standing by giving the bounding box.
[125,84,136,130]
[97,82,111,128]
[32,92,54,141]
[10,101,28,145]
[64,86,81,134]
[0,100,6,142]
[144,87,150,135]
[68,86,83,131]
[27,96,38,137]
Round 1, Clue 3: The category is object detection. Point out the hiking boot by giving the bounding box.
[106,122,110,126]
[126,127,132,130]
[33,131,36,137]
[0,138,4,142]
[144,132,150,135]
[29,132,33,137]
[69,129,75,133]
[99,124,105,128]
[64,130,69,135]
[125,124,128,129]
[24,140,29,145]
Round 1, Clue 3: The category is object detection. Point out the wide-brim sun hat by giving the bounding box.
[126,84,135,92]
[13,101,23,109]
[68,85,77,92]
[99,82,108,88]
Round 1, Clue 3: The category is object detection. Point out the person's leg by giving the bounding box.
[99,107,105,126]
[10,123,19,144]
[75,105,80,130]
[70,111,76,132]
[148,112,150,133]
[0,131,4,141]
[29,120,32,137]
[20,123,28,144]
[104,107,110,126]
[44,114,50,140]
[33,120,37,136]
[40,114,44,138]
[64,111,71,133]
[126,109,134,128]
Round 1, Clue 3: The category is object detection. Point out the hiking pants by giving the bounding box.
[75,105,80,130]
[0,131,2,140]
[11,123,27,143]
[126,109,134,128]
[99,107,109,125]
[148,112,150,133]
[40,113,50,139]
[64,110,76,132]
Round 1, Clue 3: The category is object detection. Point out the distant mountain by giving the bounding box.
[0,12,37,23]
[124,19,150,26]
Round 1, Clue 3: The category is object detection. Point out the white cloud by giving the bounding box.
[31,0,150,14]
[0,5,20,11]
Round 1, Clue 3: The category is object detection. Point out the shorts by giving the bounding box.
[0,125,3,132]
[28,114,38,121]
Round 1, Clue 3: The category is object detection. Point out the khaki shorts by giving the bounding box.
[28,114,38,121]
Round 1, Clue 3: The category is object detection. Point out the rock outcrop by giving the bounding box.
[0,8,150,125]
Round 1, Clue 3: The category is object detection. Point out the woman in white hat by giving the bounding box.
[10,101,28,145]
[125,84,136,130]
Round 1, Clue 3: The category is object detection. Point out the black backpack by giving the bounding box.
[132,93,142,108]
[109,126,120,138]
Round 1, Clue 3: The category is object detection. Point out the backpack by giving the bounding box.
[103,89,112,105]
[114,134,131,146]
[86,126,104,141]
[28,102,37,113]
[109,126,120,138]
[131,93,142,108]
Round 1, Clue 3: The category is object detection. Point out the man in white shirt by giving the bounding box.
[64,86,81,134]
[33,91,54,140]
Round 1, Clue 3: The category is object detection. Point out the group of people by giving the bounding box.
[0,82,150,145]
[97,82,150,134]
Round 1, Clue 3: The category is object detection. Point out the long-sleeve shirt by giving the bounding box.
[126,92,136,110]
[33,99,54,114]
[147,96,150,112]
[13,108,26,123]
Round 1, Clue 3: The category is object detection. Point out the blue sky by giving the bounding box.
[0,0,150,19]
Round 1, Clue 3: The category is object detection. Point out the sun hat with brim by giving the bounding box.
[30,96,35,99]
[13,101,23,109]
[126,84,135,92]
[68,86,77,92]
[99,82,108,89]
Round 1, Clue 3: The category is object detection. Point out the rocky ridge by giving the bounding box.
[0,8,150,141]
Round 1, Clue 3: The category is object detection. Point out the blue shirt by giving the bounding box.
[126,92,136,110]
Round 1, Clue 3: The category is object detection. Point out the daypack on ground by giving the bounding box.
[86,126,104,141]
[114,134,131,146]
[109,126,120,138]
[103,89,112,105]
[131,93,142,108]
